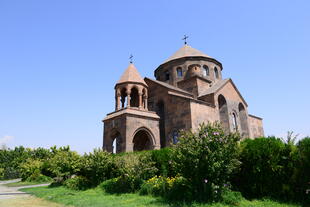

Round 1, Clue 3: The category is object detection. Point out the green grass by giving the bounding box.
[5,180,51,187]
[21,186,302,207]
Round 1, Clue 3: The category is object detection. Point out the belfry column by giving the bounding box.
[115,92,121,110]
[138,91,143,109]
[126,89,131,107]
[144,95,148,110]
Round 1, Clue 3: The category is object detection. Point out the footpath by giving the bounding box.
[0,179,65,207]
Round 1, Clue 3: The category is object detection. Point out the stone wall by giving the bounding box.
[248,115,264,138]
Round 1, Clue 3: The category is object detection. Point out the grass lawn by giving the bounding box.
[5,180,51,187]
[21,186,302,207]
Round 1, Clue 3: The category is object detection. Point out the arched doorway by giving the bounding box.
[238,103,249,137]
[133,129,154,151]
[111,130,122,153]
[218,95,230,133]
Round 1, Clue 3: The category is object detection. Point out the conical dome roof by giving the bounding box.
[162,44,212,65]
[116,63,146,85]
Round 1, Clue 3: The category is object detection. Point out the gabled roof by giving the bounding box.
[162,44,212,65]
[144,78,193,97]
[199,78,248,107]
[117,63,146,85]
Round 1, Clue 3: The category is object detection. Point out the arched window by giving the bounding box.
[172,130,179,144]
[214,67,219,79]
[165,71,170,81]
[130,87,139,107]
[176,67,183,77]
[232,113,238,131]
[239,103,249,137]
[218,95,230,133]
[203,65,209,76]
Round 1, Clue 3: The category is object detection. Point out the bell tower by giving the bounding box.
[103,63,160,153]
[114,63,148,111]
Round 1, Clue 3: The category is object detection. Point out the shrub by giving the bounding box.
[19,158,43,181]
[64,176,91,190]
[113,151,158,191]
[233,136,295,199]
[45,149,81,182]
[171,122,240,202]
[221,189,243,206]
[78,149,117,187]
[0,168,4,179]
[100,176,139,193]
[292,137,310,203]
[150,148,175,177]
[140,175,192,201]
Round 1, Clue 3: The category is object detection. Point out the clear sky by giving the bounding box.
[0,0,309,153]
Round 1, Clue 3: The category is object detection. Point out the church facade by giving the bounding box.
[102,44,264,153]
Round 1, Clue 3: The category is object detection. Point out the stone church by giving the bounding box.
[102,44,264,153]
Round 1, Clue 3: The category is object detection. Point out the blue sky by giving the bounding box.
[0,0,309,153]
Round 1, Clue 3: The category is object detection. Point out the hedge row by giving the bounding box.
[0,123,309,204]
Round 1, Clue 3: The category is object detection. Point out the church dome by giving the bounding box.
[162,44,212,65]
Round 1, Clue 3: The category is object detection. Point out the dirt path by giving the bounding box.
[0,179,67,207]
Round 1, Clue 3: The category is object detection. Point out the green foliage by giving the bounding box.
[140,175,192,201]
[19,158,44,181]
[233,136,298,200]
[150,148,174,177]
[45,149,81,182]
[292,137,310,203]
[171,122,240,202]
[0,168,4,179]
[78,149,117,187]
[112,151,158,192]
[64,176,91,190]
[220,189,243,206]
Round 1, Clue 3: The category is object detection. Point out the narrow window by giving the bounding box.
[177,67,183,77]
[203,65,209,76]
[232,113,238,131]
[165,71,170,81]
[172,130,179,144]
[214,67,219,79]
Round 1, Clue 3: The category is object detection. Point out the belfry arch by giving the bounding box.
[218,94,230,133]
[132,128,154,151]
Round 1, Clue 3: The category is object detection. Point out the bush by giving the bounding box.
[150,148,175,177]
[171,122,240,202]
[78,149,117,187]
[221,189,243,206]
[45,149,81,182]
[293,137,310,203]
[64,176,91,190]
[140,175,192,201]
[113,151,158,191]
[100,176,138,193]
[233,137,295,199]
[19,158,43,181]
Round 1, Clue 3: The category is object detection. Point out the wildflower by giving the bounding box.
[213,132,220,136]
[215,190,218,193]
[204,179,208,183]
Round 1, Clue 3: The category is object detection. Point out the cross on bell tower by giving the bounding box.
[129,54,133,63]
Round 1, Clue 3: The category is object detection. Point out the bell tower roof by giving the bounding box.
[116,63,147,86]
